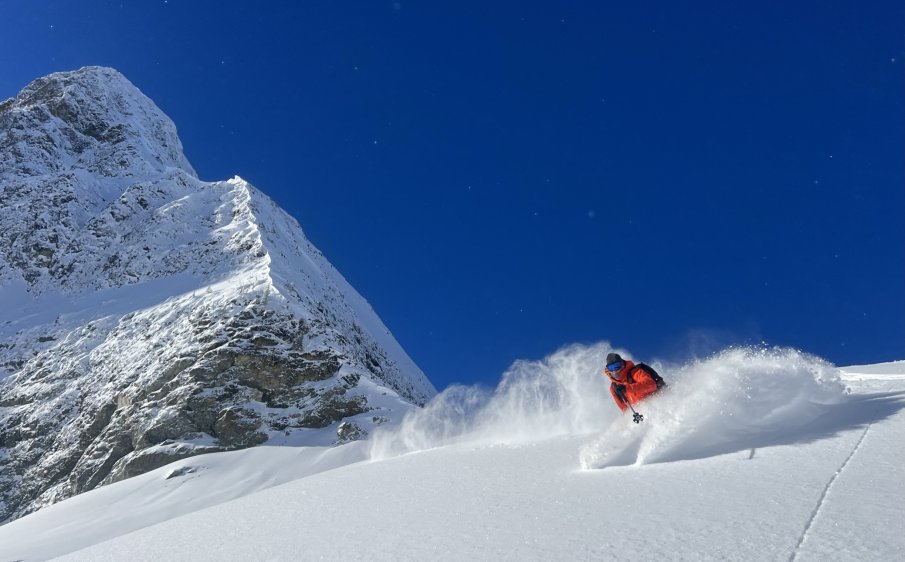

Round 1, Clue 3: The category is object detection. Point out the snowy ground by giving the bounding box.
[1,347,902,561]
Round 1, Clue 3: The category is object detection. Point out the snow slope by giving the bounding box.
[1,345,902,561]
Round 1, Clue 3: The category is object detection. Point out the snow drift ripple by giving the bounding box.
[370,343,848,468]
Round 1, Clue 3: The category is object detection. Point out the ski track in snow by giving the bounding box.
[788,423,872,562]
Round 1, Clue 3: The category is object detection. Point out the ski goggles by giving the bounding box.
[606,360,625,373]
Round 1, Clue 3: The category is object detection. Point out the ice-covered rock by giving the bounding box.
[0,67,435,523]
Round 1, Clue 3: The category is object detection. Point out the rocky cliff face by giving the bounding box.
[0,67,435,523]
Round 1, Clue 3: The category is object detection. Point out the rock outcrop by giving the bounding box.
[0,67,435,523]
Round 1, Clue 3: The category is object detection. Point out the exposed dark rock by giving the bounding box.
[302,394,369,429]
[336,421,367,443]
[0,66,435,525]
[212,409,267,448]
[106,444,216,484]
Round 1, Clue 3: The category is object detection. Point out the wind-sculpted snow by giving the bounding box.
[370,343,848,469]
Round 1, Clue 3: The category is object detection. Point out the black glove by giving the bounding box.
[613,384,627,401]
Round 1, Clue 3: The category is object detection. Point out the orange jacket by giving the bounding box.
[606,360,660,412]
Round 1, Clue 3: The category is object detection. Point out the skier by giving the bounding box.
[604,353,665,416]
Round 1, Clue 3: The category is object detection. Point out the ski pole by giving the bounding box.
[627,402,644,424]
[616,385,644,423]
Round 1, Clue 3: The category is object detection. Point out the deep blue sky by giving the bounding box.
[2,1,902,388]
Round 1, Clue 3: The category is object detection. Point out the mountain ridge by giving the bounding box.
[0,66,434,523]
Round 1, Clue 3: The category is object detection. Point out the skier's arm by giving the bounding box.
[627,370,659,397]
[610,383,628,412]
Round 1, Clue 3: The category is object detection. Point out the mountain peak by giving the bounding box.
[0,67,435,524]
[1,65,195,179]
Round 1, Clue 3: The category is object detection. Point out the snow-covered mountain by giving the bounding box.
[0,348,902,561]
[0,66,435,524]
